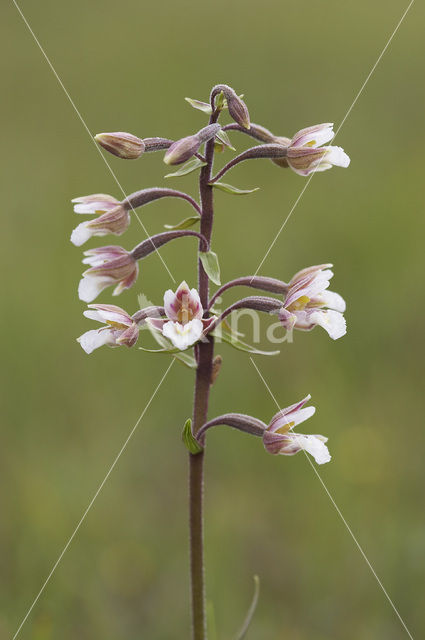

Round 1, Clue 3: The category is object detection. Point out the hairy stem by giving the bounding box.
[189,111,218,640]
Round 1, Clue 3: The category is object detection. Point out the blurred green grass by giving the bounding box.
[1,0,424,638]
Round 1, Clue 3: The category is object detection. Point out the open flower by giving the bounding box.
[263,396,331,464]
[78,246,138,303]
[147,281,215,350]
[70,194,130,246]
[77,304,139,354]
[278,123,350,176]
[279,264,346,340]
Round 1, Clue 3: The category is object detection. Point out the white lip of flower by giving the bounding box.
[285,433,331,465]
[162,318,204,350]
[147,281,215,350]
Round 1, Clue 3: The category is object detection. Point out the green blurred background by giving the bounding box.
[1,1,424,638]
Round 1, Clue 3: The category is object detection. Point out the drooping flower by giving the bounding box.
[70,194,130,246]
[77,304,139,354]
[78,246,138,303]
[274,123,350,176]
[147,281,215,350]
[263,395,331,464]
[279,264,346,340]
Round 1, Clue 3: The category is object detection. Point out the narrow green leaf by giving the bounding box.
[210,182,260,195]
[211,330,280,356]
[173,350,197,368]
[199,250,221,285]
[185,97,213,115]
[182,419,203,454]
[234,576,260,640]
[165,157,207,178]
[164,215,201,231]
[215,129,236,151]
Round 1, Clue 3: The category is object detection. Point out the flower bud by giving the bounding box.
[163,124,221,165]
[212,84,250,129]
[163,135,201,165]
[95,132,145,159]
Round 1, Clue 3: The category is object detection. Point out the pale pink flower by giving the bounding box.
[78,246,138,303]
[286,123,350,176]
[147,281,215,350]
[279,264,346,340]
[70,194,130,246]
[263,395,331,464]
[77,304,139,354]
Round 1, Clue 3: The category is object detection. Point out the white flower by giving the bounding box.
[70,194,130,247]
[77,304,139,354]
[147,281,215,350]
[287,123,350,176]
[77,246,138,303]
[279,264,347,340]
[263,395,331,465]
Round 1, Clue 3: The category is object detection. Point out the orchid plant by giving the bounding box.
[72,84,349,639]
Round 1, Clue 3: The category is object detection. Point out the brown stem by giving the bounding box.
[189,111,218,640]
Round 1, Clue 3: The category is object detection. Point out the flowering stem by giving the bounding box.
[189,110,218,640]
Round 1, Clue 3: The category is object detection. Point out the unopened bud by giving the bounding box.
[212,84,250,129]
[163,124,221,165]
[163,135,200,165]
[95,132,145,159]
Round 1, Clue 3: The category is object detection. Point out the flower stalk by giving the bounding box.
[72,82,351,639]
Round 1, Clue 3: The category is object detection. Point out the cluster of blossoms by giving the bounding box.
[73,84,349,475]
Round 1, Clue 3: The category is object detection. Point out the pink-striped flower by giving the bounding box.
[263,396,330,464]
[70,194,130,246]
[286,123,350,176]
[279,264,346,340]
[78,246,138,303]
[147,281,215,350]
[77,304,139,354]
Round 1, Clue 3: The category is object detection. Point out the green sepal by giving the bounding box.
[164,215,201,231]
[211,329,280,356]
[182,419,203,454]
[199,250,221,285]
[210,181,260,195]
[165,157,207,178]
[185,97,213,115]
